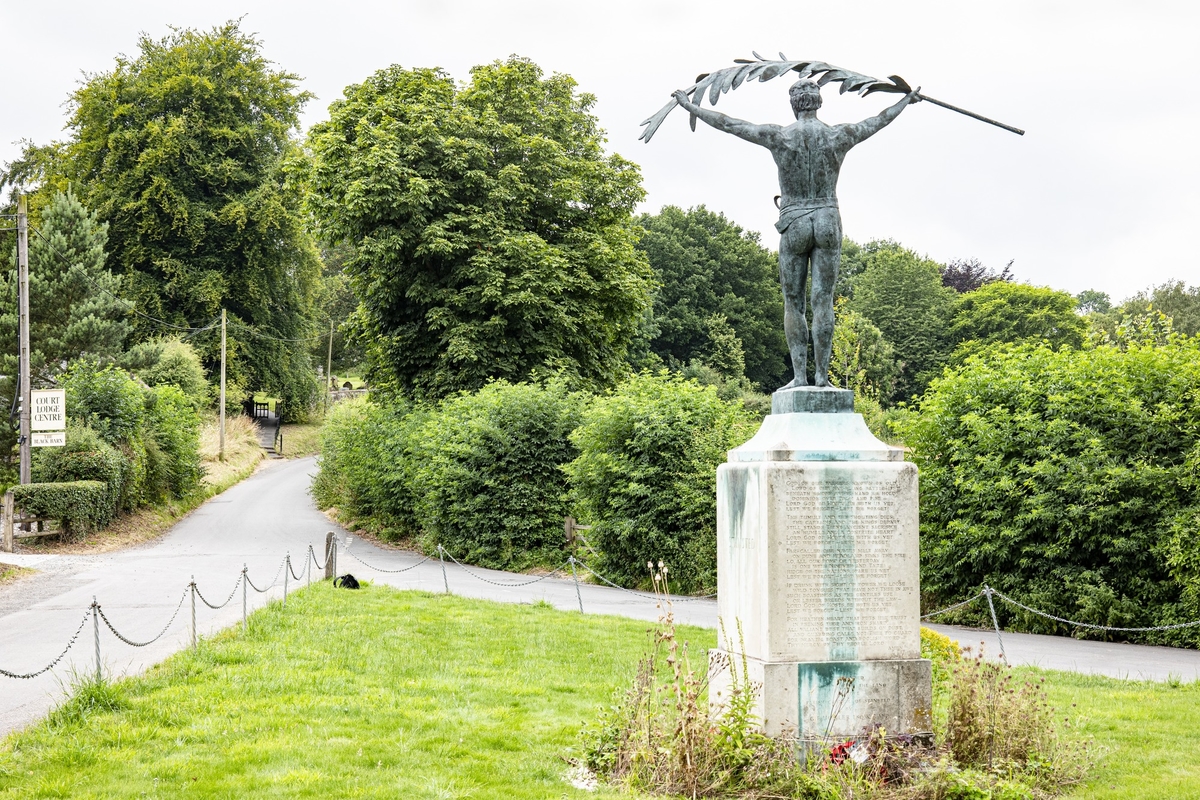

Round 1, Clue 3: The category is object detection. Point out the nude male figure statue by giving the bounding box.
[672,81,919,390]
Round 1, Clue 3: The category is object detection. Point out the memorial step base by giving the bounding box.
[709,650,933,741]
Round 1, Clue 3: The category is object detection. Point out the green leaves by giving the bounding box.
[566,372,756,593]
[30,21,321,414]
[904,339,1200,645]
[308,57,652,399]
[634,205,788,391]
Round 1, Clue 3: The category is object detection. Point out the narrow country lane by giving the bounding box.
[2,455,1200,737]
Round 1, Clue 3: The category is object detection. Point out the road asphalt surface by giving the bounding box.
[1,455,1199,737]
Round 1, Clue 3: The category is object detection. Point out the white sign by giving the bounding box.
[31,431,66,447]
[31,389,66,431]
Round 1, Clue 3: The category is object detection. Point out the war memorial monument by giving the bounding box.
[641,56,1021,743]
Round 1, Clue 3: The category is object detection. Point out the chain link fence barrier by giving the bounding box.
[12,534,1200,683]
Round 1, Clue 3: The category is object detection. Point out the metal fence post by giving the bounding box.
[190,577,197,651]
[92,597,101,682]
[242,565,248,632]
[283,555,289,608]
[306,545,312,587]
[569,556,584,614]
[438,545,449,594]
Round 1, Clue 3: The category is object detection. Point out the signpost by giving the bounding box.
[30,389,66,447]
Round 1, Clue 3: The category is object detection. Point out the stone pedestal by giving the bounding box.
[709,387,931,742]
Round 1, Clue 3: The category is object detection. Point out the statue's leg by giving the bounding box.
[778,220,814,389]
[810,209,843,388]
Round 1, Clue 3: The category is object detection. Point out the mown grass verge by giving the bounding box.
[277,422,324,458]
[0,586,1195,798]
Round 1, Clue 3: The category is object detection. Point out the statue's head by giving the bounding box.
[789,80,822,116]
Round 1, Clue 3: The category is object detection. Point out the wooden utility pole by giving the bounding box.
[326,318,334,390]
[16,196,30,485]
[219,308,226,462]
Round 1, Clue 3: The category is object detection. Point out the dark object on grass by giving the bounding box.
[334,574,360,589]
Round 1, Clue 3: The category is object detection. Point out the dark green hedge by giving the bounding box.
[12,481,109,540]
[903,338,1200,646]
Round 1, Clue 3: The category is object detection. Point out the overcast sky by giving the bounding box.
[3,1,1197,300]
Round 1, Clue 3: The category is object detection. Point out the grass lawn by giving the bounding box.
[0,586,1197,798]
[0,584,667,799]
[1037,669,1200,799]
[277,422,324,458]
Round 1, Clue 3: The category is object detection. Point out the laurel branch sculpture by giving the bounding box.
[638,53,914,143]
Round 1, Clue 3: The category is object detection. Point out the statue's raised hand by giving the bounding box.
[673,89,695,109]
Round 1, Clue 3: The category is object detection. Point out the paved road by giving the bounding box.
[2,456,1199,737]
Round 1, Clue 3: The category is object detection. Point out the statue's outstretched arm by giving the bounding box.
[673,90,779,148]
[839,88,921,147]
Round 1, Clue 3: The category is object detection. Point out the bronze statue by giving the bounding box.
[642,56,1022,392]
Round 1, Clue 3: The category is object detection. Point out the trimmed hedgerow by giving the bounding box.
[411,381,583,570]
[12,480,109,540]
[566,372,755,594]
[902,336,1200,647]
[32,425,126,526]
[313,396,427,541]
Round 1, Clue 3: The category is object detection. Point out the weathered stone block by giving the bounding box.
[712,408,931,740]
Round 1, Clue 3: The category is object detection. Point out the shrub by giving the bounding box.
[902,338,1200,646]
[313,396,426,541]
[12,481,109,540]
[145,385,202,498]
[412,381,583,570]
[135,338,209,409]
[60,362,145,445]
[567,372,755,594]
[32,425,125,526]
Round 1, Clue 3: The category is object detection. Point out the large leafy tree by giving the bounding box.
[847,243,956,401]
[635,205,788,391]
[307,58,652,399]
[948,281,1086,359]
[4,22,321,417]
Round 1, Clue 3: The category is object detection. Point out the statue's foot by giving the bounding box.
[777,377,809,391]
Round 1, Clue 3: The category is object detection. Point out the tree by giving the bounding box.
[7,22,321,418]
[948,281,1086,359]
[1,191,130,479]
[635,205,788,391]
[847,243,956,401]
[829,300,898,397]
[0,191,129,387]
[1075,289,1112,315]
[310,243,364,382]
[1119,280,1200,336]
[307,58,652,399]
[939,258,1013,293]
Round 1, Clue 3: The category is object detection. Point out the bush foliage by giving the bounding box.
[12,480,109,540]
[904,337,1200,645]
[567,372,754,593]
[31,363,204,528]
[412,381,582,569]
[316,383,584,571]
